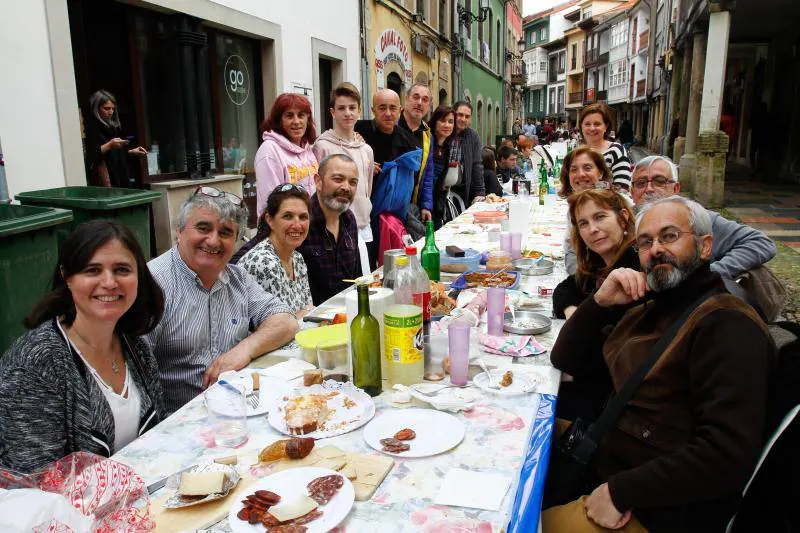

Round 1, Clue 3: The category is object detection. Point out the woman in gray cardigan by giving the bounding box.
[0,220,165,474]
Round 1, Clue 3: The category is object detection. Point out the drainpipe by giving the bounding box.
[359,0,371,116]
[0,137,9,205]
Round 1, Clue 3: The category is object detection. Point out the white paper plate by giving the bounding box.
[363,408,465,457]
[215,371,293,417]
[228,467,354,533]
[473,370,539,396]
[268,381,375,438]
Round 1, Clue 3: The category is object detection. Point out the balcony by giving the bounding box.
[585,87,596,103]
[636,79,646,98]
[585,48,599,65]
[597,89,607,102]
[639,30,649,52]
[549,70,559,83]
[568,91,582,104]
[527,70,548,87]
[599,52,609,65]
[510,62,526,86]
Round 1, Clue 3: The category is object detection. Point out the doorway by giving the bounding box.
[319,57,334,132]
[387,72,403,96]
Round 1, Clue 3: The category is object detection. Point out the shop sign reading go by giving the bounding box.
[224,54,250,106]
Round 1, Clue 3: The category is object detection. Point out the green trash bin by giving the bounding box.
[16,186,161,259]
[0,204,73,354]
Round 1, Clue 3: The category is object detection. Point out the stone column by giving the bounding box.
[695,9,732,208]
[678,42,693,137]
[678,29,707,195]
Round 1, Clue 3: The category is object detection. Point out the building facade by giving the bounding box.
[522,13,550,121]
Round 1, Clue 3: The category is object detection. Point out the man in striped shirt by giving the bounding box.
[144,188,298,415]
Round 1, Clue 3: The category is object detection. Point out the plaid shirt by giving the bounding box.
[298,194,361,305]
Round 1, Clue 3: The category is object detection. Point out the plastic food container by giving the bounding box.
[486,250,513,271]
[440,248,481,273]
[451,270,521,290]
[472,210,508,224]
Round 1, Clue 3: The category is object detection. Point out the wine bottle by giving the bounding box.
[350,283,382,396]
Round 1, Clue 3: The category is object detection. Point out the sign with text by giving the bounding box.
[224,54,250,106]
[374,29,413,90]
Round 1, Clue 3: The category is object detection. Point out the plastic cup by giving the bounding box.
[448,323,471,386]
[317,344,351,382]
[486,287,506,337]
[500,232,512,254]
[205,383,248,447]
[423,334,447,381]
[510,232,522,260]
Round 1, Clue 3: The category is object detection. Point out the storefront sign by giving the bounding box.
[374,29,413,90]
[224,54,250,106]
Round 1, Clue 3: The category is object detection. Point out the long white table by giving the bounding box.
[113,194,570,532]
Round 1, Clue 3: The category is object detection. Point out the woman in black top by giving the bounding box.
[482,146,503,196]
[578,103,633,191]
[429,105,456,228]
[86,90,147,187]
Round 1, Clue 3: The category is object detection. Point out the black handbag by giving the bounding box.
[542,287,721,509]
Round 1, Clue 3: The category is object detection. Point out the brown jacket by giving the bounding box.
[551,265,775,531]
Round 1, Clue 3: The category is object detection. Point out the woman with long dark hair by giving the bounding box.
[87,90,147,187]
[429,105,456,228]
[0,220,165,473]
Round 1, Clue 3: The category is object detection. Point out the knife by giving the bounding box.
[146,464,196,495]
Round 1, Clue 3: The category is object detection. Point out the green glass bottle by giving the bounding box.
[538,160,548,206]
[420,220,440,282]
[350,283,382,396]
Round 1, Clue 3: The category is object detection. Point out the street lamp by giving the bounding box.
[517,37,525,55]
[457,0,490,27]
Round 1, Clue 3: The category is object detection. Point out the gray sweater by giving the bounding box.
[0,319,164,474]
[565,209,777,279]
[452,127,485,203]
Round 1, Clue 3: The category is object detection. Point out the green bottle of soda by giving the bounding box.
[420,220,440,282]
[538,160,548,206]
[350,283,382,396]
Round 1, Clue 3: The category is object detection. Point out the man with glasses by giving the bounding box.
[144,187,298,416]
[546,195,774,533]
[631,155,775,280]
[298,153,361,304]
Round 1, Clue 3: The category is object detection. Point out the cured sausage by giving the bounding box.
[307,474,344,505]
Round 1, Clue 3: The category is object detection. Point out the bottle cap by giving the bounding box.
[405,246,417,255]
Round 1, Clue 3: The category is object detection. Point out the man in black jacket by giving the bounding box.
[451,101,485,206]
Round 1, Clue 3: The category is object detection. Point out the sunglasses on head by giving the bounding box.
[194,186,243,206]
[273,183,306,194]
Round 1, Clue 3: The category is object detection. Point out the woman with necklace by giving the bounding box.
[239,184,313,317]
[578,103,633,192]
[313,82,375,246]
[0,221,165,473]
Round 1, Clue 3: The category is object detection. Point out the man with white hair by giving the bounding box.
[546,195,775,532]
[145,187,298,415]
[631,155,776,279]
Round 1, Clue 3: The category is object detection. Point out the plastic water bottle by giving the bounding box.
[404,246,431,334]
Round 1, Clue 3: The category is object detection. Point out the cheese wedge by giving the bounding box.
[316,458,347,471]
[178,471,225,496]
[269,494,319,522]
[341,463,357,480]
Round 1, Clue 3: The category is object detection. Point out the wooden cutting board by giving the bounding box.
[150,446,393,532]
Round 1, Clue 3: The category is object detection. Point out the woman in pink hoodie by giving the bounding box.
[312,82,375,243]
[255,93,319,218]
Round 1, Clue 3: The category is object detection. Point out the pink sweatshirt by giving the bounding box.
[254,130,319,216]
[312,129,374,230]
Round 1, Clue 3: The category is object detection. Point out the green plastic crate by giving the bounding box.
[16,186,161,258]
[0,204,73,354]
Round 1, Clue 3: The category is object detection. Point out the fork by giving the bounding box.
[410,384,470,397]
[478,358,500,389]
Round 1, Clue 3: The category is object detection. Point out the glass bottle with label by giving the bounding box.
[420,221,440,282]
[350,283,382,396]
[538,160,548,206]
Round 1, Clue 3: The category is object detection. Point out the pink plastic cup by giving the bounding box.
[448,323,471,386]
[486,287,506,337]
[500,232,512,254]
[510,232,522,260]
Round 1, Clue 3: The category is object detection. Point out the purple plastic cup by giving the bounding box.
[500,232,512,254]
[486,287,506,337]
[510,232,522,260]
[448,323,471,386]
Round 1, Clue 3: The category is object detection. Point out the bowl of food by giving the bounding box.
[503,311,552,335]
[472,210,508,224]
[512,258,554,276]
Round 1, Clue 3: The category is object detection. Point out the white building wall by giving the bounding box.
[0,0,360,199]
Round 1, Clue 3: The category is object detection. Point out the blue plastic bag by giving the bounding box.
[370,148,422,223]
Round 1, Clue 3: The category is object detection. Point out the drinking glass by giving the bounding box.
[486,287,506,337]
[510,232,522,260]
[205,383,248,447]
[317,343,351,382]
[500,232,512,255]
[423,334,448,381]
[448,323,471,386]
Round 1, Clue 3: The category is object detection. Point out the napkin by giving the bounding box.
[259,358,316,381]
[479,333,546,357]
[434,469,511,511]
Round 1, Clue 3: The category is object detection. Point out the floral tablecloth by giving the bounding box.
[113,195,571,532]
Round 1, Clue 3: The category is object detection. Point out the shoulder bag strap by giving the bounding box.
[573,286,722,460]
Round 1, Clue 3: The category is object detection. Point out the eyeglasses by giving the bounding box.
[273,183,306,194]
[194,186,243,206]
[635,227,696,252]
[632,176,675,190]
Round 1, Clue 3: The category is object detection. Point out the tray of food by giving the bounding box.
[512,258,555,276]
[268,381,375,439]
[450,270,521,290]
[503,311,552,335]
[162,463,241,509]
[228,467,354,533]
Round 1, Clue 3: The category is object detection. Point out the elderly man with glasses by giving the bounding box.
[631,155,776,280]
[545,195,774,533]
[144,187,298,416]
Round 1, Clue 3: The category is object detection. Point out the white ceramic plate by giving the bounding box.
[473,370,539,396]
[228,467,354,533]
[363,408,465,458]
[268,381,376,438]
[215,371,293,417]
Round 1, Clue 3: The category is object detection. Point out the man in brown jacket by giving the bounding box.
[545,196,774,533]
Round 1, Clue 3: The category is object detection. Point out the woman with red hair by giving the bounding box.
[255,93,319,218]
